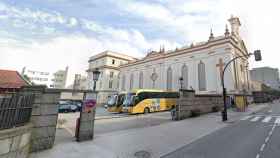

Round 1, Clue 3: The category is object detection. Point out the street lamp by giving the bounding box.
[179,77,183,89]
[91,68,101,91]
[221,50,262,121]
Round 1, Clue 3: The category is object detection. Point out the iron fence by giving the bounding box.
[0,93,35,130]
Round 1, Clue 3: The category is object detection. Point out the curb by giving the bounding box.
[95,115,131,120]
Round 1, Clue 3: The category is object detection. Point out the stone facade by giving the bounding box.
[173,90,223,120]
[0,123,32,158]
[119,16,250,95]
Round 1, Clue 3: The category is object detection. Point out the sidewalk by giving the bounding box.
[31,103,268,158]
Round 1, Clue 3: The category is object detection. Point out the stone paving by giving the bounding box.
[30,103,268,158]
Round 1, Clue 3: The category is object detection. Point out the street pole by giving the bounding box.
[220,51,260,121]
[222,87,227,121]
[93,81,96,92]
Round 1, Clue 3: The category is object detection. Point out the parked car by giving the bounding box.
[74,102,82,111]
[58,104,78,113]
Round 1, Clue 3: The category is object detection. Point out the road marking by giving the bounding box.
[241,115,252,120]
[260,144,266,151]
[274,117,280,124]
[265,137,270,143]
[256,154,260,158]
[262,116,272,123]
[251,116,261,122]
[268,110,272,113]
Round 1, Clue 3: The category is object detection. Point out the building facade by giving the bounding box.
[73,74,88,90]
[88,51,136,105]
[119,16,250,95]
[22,67,69,89]
[250,67,280,90]
[50,67,69,88]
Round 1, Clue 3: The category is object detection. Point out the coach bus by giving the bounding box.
[122,89,179,114]
[107,92,126,113]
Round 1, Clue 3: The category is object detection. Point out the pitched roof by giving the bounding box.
[0,69,28,89]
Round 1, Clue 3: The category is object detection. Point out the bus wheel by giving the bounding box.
[144,107,150,114]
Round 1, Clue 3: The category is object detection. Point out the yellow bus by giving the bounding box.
[122,89,179,114]
[107,92,126,113]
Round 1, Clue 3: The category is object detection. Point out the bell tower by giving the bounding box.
[228,15,241,38]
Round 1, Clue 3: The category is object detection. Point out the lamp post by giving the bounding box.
[179,77,183,90]
[91,68,101,92]
[221,50,262,121]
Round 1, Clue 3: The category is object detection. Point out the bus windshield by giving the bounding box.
[107,95,117,107]
[123,93,135,107]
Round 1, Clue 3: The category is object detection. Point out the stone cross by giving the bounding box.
[216,58,225,79]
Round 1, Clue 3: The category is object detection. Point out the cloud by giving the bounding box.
[0,2,78,30]
[1,0,279,77]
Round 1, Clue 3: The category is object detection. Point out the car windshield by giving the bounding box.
[123,93,135,107]
[107,95,117,106]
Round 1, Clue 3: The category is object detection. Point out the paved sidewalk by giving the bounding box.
[31,103,268,158]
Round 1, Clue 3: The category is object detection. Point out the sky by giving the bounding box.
[0,0,279,77]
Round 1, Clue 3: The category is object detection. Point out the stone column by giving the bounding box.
[76,92,96,142]
[20,86,60,152]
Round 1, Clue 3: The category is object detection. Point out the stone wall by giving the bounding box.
[20,86,60,152]
[0,123,32,158]
[174,90,223,120]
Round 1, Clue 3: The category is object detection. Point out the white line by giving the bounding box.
[265,137,270,143]
[251,116,261,122]
[262,116,272,123]
[260,144,266,151]
[241,115,252,120]
[269,131,273,136]
[275,117,280,124]
[256,154,260,158]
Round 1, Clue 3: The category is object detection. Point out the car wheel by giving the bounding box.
[144,107,150,114]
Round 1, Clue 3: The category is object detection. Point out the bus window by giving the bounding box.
[123,93,135,107]
[107,95,117,107]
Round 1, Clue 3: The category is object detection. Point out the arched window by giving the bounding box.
[139,71,143,88]
[181,64,188,89]
[198,61,206,91]
[117,73,120,89]
[166,67,173,90]
[121,74,126,91]
[130,73,134,90]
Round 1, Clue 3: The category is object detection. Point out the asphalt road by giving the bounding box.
[162,101,280,158]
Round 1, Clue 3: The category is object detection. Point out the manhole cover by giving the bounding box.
[134,150,151,158]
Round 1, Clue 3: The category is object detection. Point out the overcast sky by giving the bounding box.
[0,0,279,76]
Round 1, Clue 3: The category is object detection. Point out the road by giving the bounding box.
[162,101,280,158]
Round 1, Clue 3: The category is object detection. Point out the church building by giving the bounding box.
[119,16,251,95]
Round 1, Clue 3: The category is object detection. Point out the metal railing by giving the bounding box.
[0,94,35,130]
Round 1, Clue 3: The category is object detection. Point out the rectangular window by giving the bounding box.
[112,59,115,65]
[110,72,114,78]
[109,80,113,89]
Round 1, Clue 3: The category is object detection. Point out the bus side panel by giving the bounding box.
[133,99,150,114]
[160,98,176,111]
